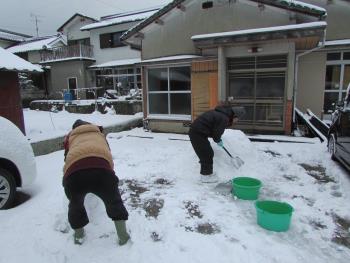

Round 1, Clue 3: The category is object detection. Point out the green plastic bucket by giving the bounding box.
[232,177,262,200]
[255,200,294,232]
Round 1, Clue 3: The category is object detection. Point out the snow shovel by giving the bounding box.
[222,146,244,169]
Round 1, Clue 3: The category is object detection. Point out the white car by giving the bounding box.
[0,116,37,209]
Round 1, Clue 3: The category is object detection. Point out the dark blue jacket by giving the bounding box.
[190,106,233,142]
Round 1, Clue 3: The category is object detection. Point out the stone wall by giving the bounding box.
[29,100,142,115]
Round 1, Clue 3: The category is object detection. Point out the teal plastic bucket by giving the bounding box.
[255,200,294,232]
[232,177,262,200]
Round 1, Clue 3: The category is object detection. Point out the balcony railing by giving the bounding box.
[40,44,94,62]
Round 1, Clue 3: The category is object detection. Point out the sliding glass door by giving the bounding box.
[227,55,287,132]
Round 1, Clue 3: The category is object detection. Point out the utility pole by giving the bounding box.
[30,13,43,37]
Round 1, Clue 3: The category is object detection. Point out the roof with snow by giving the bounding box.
[6,34,67,54]
[121,0,327,42]
[80,7,160,31]
[0,28,32,42]
[89,58,141,68]
[0,47,43,72]
[192,21,327,40]
[325,39,350,47]
[57,13,97,32]
[191,21,327,49]
[141,55,202,64]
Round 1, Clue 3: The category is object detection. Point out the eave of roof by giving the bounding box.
[0,47,43,72]
[325,39,350,47]
[89,58,141,68]
[80,8,160,31]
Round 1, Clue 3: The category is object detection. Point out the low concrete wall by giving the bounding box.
[31,117,142,156]
[29,100,142,115]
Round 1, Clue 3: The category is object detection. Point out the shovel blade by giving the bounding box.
[231,156,244,169]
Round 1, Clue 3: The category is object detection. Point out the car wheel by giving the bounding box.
[328,134,337,161]
[0,168,16,209]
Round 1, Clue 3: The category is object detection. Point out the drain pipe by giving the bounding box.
[292,28,327,127]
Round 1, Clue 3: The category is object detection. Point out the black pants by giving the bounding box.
[189,129,214,175]
[63,168,128,229]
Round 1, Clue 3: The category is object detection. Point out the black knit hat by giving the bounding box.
[231,106,246,119]
[72,119,91,129]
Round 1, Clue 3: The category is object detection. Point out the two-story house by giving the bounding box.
[6,34,67,103]
[80,7,160,97]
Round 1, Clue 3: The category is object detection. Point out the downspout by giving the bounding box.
[292,28,327,127]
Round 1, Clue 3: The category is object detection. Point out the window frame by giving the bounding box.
[95,66,141,94]
[146,64,192,120]
[324,50,350,114]
[99,31,126,49]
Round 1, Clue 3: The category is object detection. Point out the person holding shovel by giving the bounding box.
[62,119,130,245]
[189,105,245,183]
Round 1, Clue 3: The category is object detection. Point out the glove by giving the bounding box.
[217,140,224,148]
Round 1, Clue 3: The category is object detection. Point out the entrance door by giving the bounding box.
[227,55,287,133]
[68,77,77,99]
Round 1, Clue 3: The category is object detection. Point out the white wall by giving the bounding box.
[89,21,141,64]
[62,17,93,41]
[303,0,350,40]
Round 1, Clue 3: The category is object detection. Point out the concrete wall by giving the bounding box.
[148,120,190,134]
[31,117,142,156]
[141,0,312,59]
[30,100,142,115]
[46,60,95,99]
[304,0,350,40]
[89,22,141,64]
[27,51,42,64]
[296,51,327,116]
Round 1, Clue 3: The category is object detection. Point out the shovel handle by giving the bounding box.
[222,146,233,158]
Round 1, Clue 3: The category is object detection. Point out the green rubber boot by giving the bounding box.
[114,220,130,246]
[74,228,85,245]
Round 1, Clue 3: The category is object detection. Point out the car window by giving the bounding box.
[340,112,350,136]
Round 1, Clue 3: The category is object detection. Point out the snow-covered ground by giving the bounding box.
[23,108,142,142]
[1,121,350,262]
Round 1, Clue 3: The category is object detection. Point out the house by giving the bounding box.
[6,34,67,103]
[0,28,31,49]
[0,47,42,133]
[80,7,160,97]
[37,13,98,100]
[121,0,350,134]
[57,13,97,46]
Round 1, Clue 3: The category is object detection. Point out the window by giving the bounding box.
[324,51,350,114]
[95,67,141,95]
[99,31,126,49]
[147,66,191,117]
